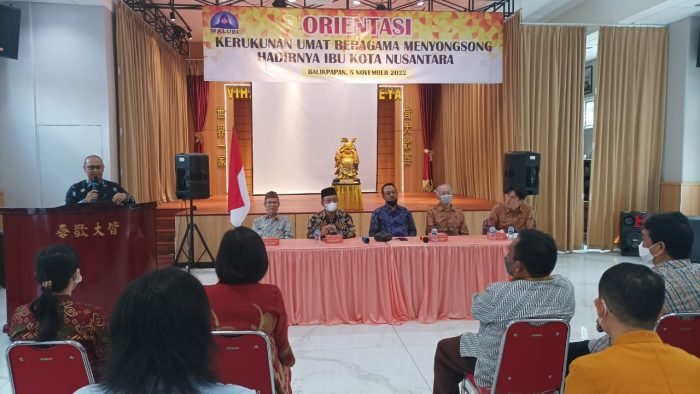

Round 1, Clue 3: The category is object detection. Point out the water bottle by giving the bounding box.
[507,225,515,240]
[314,228,321,244]
[488,226,496,240]
[430,227,438,242]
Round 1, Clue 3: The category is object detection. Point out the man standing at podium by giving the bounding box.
[65,155,135,205]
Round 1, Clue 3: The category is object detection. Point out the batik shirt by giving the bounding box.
[10,295,110,380]
[460,275,575,388]
[369,205,417,236]
[65,179,134,205]
[487,202,536,231]
[425,204,469,235]
[252,215,294,239]
[306,209,356,239]
[589,258,700,352]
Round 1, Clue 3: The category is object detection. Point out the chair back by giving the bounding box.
[490,319,569,394]
[655,312,700,358]
[212,330,276,394]
[6,340,94,394]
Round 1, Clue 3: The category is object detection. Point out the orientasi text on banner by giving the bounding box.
[203,6,503,84]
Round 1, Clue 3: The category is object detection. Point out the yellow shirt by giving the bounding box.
[565,330,700,394]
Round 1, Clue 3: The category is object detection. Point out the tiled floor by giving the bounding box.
[0,251,643,393]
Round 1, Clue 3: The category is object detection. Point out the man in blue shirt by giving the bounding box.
[369,183,417,237]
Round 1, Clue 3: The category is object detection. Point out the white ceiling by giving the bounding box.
[3,0,699,54]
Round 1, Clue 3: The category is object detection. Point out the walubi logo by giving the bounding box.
[210,11,239,34]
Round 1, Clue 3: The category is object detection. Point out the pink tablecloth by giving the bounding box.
[260,236,510,325]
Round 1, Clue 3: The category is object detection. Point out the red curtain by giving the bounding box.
[418,84,440,191]
[186,75,209,153]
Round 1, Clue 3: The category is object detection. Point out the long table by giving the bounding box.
[261,236,510,325]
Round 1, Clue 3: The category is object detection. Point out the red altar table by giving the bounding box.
[261,236,511,325]
[1,203,158,327]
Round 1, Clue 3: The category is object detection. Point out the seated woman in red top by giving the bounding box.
[206,227,296,394]
[10,244,109,380]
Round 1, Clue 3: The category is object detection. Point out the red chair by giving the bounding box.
[655,312,700,358]
[6,340,94,394]
[461,319,570,394]
[212,330,276,394]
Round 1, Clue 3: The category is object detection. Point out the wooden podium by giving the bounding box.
[0,203,158,327]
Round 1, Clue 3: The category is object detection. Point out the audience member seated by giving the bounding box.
[75,268,253,394]
[252,191,294,239]
[486,185,536,231]
[205,227,296,394]
[565,263,700,393]
[65,155,134,205]
[432,229,575,394]
[306,186,356,239]
[568,211,700,365]
[369,182,417,237]
[10,244,109,380]
[425,183,469,236]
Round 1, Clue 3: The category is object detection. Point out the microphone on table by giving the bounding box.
[361,236,370,244]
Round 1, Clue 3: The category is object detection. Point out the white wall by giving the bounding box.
[663,16,700,183]
[0,2,117,208]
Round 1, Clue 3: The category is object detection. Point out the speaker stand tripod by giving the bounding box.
[175,199,215,271]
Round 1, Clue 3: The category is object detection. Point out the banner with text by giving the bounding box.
[203,7,503,84]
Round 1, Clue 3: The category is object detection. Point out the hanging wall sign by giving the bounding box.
[203,6,503,84]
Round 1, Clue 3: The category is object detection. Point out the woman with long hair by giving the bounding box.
[10,243,109,379]
[206,227,296,394]
[75,268,253,394]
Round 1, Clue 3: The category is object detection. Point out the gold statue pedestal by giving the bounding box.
[332,181,363,211]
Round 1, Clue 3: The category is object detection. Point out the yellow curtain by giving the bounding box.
[516,25,586,250]
[116,2,188,203]
[434,84,506,202]
[502,12,522,151]
[587,26,667,249]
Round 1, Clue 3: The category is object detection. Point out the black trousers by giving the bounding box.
[566,340,591,374]
[433,336,477,394]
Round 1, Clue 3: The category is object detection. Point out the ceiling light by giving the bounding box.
[417,1,424,5]
[169,10,176,22]
[353,0,360,4]
[187,31,193,40]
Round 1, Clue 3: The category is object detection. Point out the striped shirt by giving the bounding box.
[589,258,700,352]
[460,275,575,388]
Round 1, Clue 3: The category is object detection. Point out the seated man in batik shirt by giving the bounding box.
[369,183,416,237]
[252,191,294,239]
[486,185,536,231]
[433,229,575,394]
[425,184,469,236]
[567,211,700,367]
[306,187,356,239]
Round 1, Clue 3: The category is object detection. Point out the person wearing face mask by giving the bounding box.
[368,183,417,237]
[10,244,110,380]
[485,185,536,231]
[432,229,575,394]
[306,187,356,239]
[252,191,294,239]
[567,211,700,367]
[425,183,469,236]
[65,155,134,205]
[565,263,700,393]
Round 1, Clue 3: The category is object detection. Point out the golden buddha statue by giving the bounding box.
[334,137,360,184]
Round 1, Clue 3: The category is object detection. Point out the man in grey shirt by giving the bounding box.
[251,191,294,239]
[433,229,575,393]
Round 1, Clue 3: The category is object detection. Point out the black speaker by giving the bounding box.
[620,211,646,256]
[503,151,540,195]
[175,153,210,200]
[0,5,21,60]
[689,216,700,263]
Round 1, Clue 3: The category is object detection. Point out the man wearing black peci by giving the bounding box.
[65,155,134,205]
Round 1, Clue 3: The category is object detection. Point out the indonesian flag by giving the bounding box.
[228,127,250,226]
